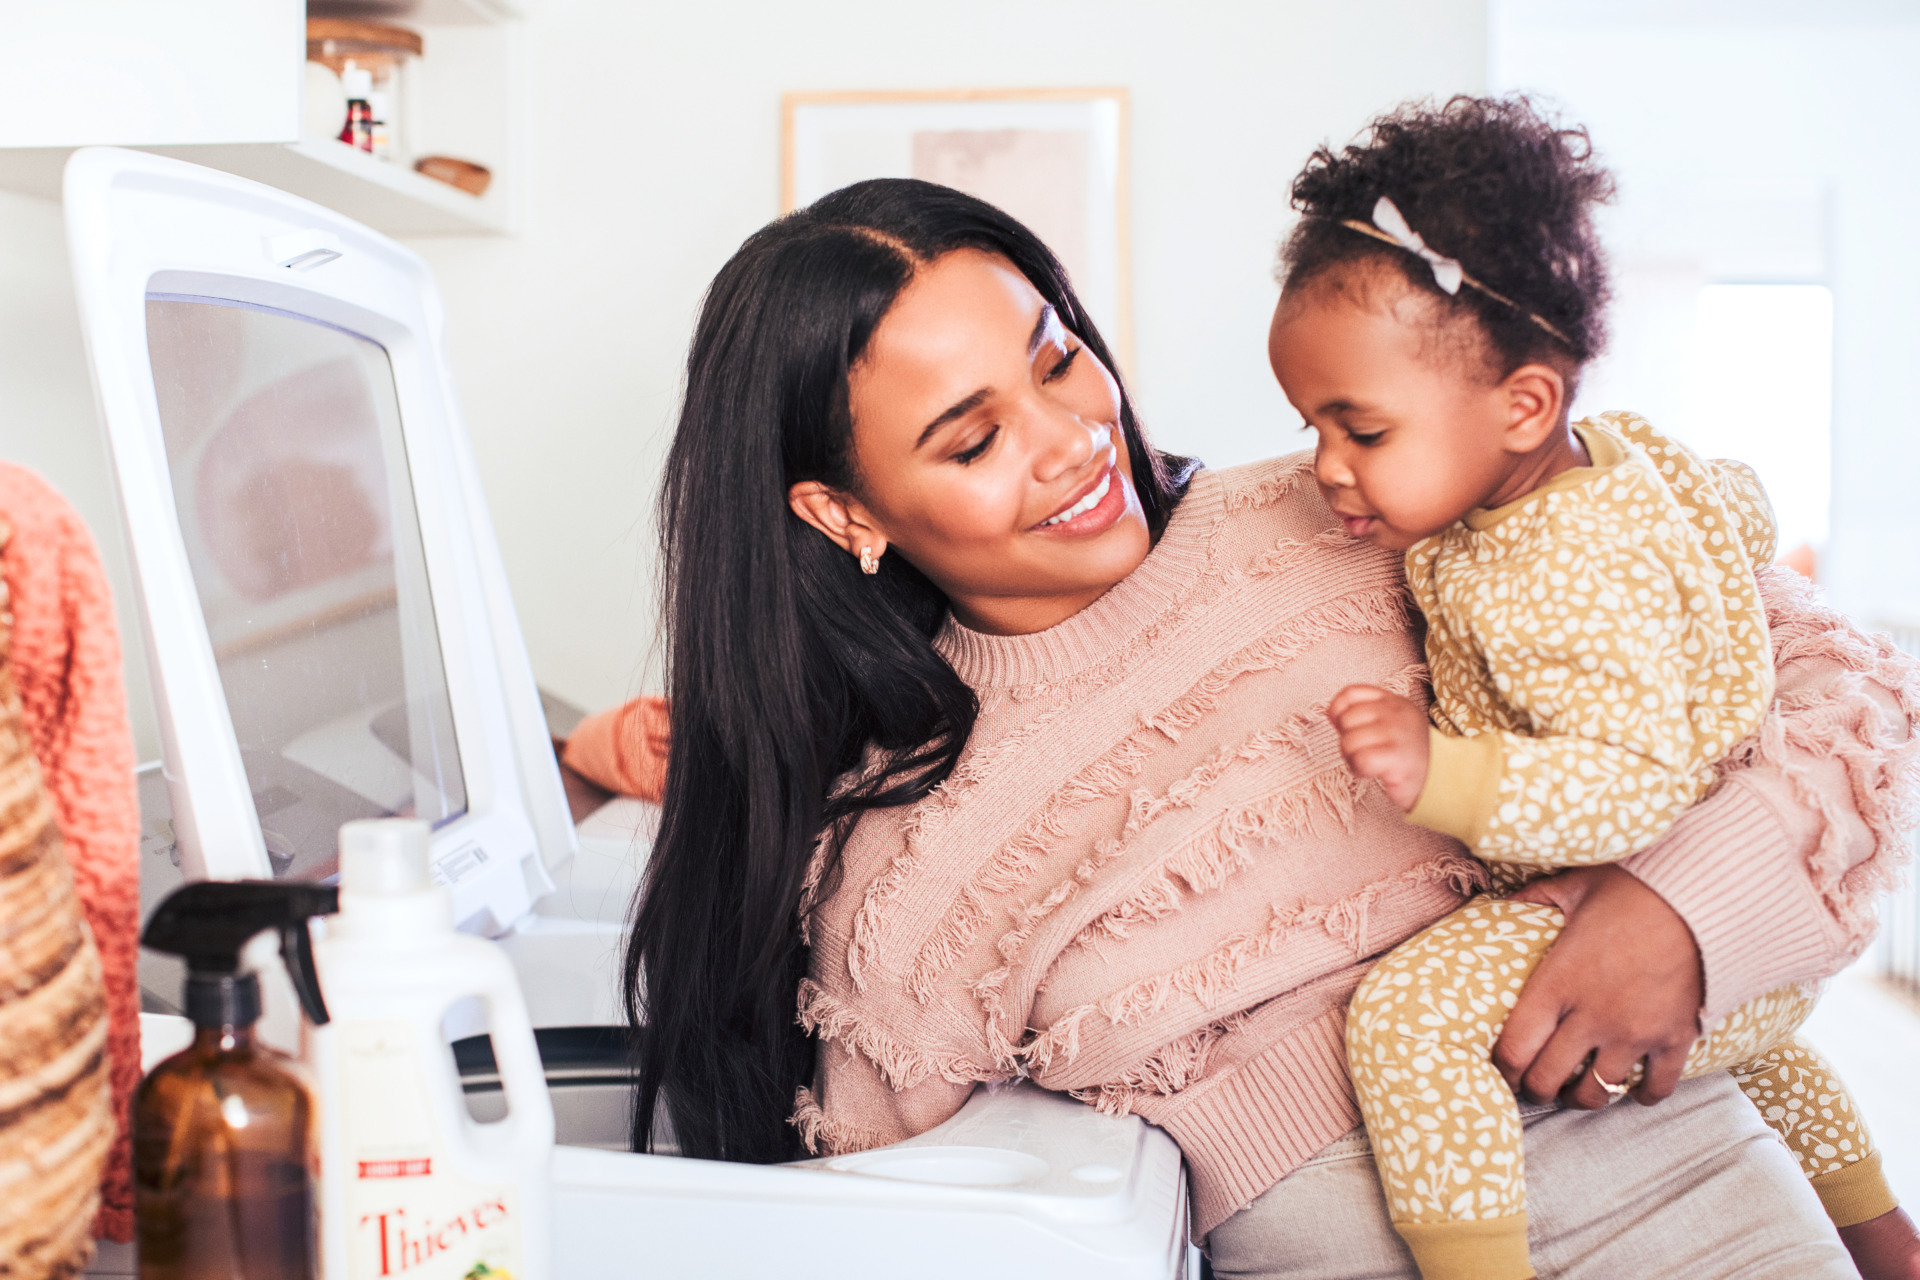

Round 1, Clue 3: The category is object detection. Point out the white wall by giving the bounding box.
[1494,0,1920,631]
[0,0,1488,749]
[410,0,1487,717]
[0,189,161,756]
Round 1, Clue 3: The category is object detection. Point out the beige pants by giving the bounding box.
[1205,1073,1858,1279]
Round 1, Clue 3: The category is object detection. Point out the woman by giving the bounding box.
[591,178,1918,1276]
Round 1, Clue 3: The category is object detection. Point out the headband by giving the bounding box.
[1338,196,1575,348]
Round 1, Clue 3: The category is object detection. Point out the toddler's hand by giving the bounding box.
[1327,685,1429,812]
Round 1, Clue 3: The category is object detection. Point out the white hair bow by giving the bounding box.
[1366,196,1463,295]
[1332,196,1576,347]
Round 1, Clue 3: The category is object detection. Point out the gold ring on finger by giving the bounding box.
[1591,1067,1630,1100]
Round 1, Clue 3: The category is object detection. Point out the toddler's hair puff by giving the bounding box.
[1281,95,1615,373]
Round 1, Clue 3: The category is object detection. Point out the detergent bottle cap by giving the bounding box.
[336,818,453,936]
[140,881,339,1028]
[340,818,431,895]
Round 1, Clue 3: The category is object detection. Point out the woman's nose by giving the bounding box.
[1033,414,1107,480]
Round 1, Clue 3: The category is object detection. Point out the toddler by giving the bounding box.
[1267,97,1911,1280]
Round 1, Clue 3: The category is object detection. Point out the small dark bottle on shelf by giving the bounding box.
[338,61,374,152]
[134,882,337,1280]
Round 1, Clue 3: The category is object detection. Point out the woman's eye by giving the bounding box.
[1043,346,1081,383]
[953,426,999,465]
[1347,430,1384,447]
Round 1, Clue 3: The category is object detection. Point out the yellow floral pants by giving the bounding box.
[1347,898,1894,1280]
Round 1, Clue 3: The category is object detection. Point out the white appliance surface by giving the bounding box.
[554,1077,1192,1279]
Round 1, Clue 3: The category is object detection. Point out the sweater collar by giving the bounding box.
[935,467,1225,691]
[1462,418,1622,533]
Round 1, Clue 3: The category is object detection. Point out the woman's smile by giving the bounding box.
[1035,448,1121,534]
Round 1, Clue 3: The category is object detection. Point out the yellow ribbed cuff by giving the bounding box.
[1396,1212,1534,1280]
[1813,1149,1899,1228]
[1405,729,1505,850]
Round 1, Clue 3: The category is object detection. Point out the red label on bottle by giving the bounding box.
[359,1158,433,1179]
[357,1198,515,1276]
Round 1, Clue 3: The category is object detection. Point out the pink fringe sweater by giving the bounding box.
[791,455,1920,1236]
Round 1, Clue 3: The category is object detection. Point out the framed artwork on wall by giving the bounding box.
[782,88,1131,366]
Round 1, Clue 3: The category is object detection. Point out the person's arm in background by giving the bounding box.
[1498,565,1920,1108]
[561,695,672,802]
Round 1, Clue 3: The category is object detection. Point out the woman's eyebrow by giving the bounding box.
[916,388,992,448]
[1028,304,1057,357]
[914,305,1059,449]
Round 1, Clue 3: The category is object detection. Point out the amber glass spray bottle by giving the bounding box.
[135,882,337,1280]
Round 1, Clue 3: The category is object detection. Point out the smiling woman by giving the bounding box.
[623,179,1192,1165]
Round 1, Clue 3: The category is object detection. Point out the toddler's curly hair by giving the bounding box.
[1280,95,1615,377]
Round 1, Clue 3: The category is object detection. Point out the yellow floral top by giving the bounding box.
[1403,411,1777,871]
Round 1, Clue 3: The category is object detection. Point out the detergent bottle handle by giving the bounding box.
[466,952,555,1153]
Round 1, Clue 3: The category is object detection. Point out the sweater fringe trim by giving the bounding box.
[1242,527,1363,577]
[915,527,1395,825]
[1224,455,1317,514]
[1068,1014,1250,1115]
[1006,508,1389,711]
[788,1086,888,1157]
[1079,766,1366,951]
[1123,661,1426,843]
[795,979,985,1091]
[995,499,1353,709]
[1083,666,1428,952]
[1022,856,1483,1073]
[1142,588,1411,742]
[1732,568,1920,947]
[906,587,1412,1054]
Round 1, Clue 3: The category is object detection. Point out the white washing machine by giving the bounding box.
[67,147,1196,1279]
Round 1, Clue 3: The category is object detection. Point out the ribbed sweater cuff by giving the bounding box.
[1623,779,1835,1024]
[1152,1006,1360,1238]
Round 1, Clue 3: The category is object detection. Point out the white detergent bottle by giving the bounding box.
[314,818,554,1280]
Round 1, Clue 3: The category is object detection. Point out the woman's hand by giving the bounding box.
[1493,865,1704,1109]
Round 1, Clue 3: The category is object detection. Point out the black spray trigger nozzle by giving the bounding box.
[280,919,330,1025]
[142,881,339,1029]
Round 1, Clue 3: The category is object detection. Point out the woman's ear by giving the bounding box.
[787,481,888,562]
[1498,362,1569,455]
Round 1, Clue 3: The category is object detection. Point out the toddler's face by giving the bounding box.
[1267,273,1522,551]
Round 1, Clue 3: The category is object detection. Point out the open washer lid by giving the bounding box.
[64,146,575,936]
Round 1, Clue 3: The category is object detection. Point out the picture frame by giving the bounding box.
[782,88,1132,366]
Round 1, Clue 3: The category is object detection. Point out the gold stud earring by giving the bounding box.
[860,546,879,575]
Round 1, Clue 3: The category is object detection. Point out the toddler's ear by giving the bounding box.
[1498,362,1569,454]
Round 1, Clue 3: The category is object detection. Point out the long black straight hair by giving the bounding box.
[624,178,1194,1163]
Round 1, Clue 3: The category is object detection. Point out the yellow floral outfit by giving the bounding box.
[1346,412,1893,1280]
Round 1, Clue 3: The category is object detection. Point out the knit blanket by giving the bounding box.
[0,464,140,1244]
[0,508,115,1277]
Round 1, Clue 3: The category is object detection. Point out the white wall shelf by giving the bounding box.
[0,0,518,237]
[0,138,505,235]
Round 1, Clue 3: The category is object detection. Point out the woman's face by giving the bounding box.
[792,249,1150,636]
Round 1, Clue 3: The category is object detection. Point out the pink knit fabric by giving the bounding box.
[789,455,1920,1237]
[0,464,140,1243]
